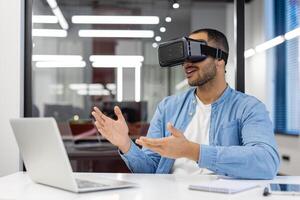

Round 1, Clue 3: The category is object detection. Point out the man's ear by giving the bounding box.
[215,58,224,68]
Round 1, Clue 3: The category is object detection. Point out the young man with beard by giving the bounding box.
[92,28,280,179]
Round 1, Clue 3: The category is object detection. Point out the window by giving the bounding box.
[275,0,300,135]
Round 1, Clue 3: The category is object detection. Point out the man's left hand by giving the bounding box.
[135,122,200,161]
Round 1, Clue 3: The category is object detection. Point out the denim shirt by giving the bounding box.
[120,86,280,179]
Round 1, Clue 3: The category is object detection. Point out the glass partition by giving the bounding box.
[30,0,233,172]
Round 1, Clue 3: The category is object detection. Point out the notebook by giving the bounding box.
[189,179,259,194]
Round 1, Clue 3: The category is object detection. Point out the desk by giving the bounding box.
[1,172,300,200]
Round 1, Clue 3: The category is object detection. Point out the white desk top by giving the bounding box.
[1,172,300,200]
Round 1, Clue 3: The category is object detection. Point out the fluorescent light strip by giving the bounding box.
[72,15,159,25]
[135,66,141,102]
[32,15,58,23]
[77,89,110,96]
[46,0,57,8]
[32,29,67,37]
[244,27,300,59]
[36,61,86,68]
[244,49,256,58]
[90,55,144,63]
[79,30,154,38]
[92,62,142,68]
[46,0,69,30]
[175,79,188,91]
[52,7,69,30]
[255,36,285,52]
[69,83,104,90]
[32,55,83,62]
[284,27,300,40]
[117,67,123,102]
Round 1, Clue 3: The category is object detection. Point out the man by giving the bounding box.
[92,28,280,179]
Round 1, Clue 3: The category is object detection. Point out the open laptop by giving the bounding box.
[10,118,136,193]
[68,119,104,149]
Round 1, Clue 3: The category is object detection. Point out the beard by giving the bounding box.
[188,64,217,87]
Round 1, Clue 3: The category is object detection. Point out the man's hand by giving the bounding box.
[92,106,131,153]
[136,123,200,161]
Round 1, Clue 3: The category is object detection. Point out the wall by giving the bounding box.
[0,0,23,176]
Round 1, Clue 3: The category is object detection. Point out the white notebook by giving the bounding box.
[189,179,259,194]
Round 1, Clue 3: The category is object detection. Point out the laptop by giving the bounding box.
[10,118,136,193]
[68,119,104,149]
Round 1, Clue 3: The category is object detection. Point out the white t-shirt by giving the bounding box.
[171,95,212,175]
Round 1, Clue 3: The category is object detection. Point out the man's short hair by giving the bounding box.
[191,28,229,55]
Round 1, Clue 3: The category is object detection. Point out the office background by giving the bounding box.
[0,0,299,176]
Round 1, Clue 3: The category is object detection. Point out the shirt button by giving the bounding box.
[189,112,193,116]
[192,100,196,104]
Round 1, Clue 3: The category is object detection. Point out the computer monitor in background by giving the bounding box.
[95,101,148,123]
[44,104,85,122]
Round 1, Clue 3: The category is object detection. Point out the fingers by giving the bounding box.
[91,110,104,124]
[137,137,164,146]
[114,106,125,121]
[167,122,182,137]
[93,107,110,122]
[136,139,163,154]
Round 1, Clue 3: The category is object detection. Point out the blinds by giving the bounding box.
[285,0,300,134]
[277,0,300,135]
[275,0,300,135]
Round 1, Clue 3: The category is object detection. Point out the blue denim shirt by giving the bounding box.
[120,86,280,179]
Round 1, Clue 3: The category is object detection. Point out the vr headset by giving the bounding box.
[158,37,228,67]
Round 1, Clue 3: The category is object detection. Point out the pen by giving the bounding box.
[263,187,270,196]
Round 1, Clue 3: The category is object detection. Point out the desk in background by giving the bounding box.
[64,140,130,173]
[1,172,300,200]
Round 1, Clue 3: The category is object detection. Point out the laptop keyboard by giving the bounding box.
[76,179,109,189]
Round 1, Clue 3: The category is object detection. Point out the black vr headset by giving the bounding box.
[158,37,228,67]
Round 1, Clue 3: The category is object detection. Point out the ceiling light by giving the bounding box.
[165,17,172,22]
[72,15,159,24]
[32,15,58,23]
[32,29,67,37]
[69,84,88,90]
[173,3,180,9]
[175,79,188,91]
[106,83,116,91]
[35,61,86,68]
[46,0,69,30]
[160,27,166,33]
[46,0,57,9]
[152,43,158,48]
[32,55,83,62]
[155,36,162,42]
[77,89,110,96]
[284,27,300,40]
[69,83,104,91]
[255,36,285,52]
[52,7,69,29]
[90,55,144,63]
[244,49,256,58]
[92,62,142,68]
[78,30,154,38]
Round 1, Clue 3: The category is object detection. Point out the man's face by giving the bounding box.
[183,32,217,87]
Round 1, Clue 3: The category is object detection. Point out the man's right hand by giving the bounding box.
[92,106,131,153]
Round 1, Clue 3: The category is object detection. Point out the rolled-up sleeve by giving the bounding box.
[119,98,168,173]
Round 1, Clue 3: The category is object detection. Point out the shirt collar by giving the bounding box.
[190,84,232,107]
